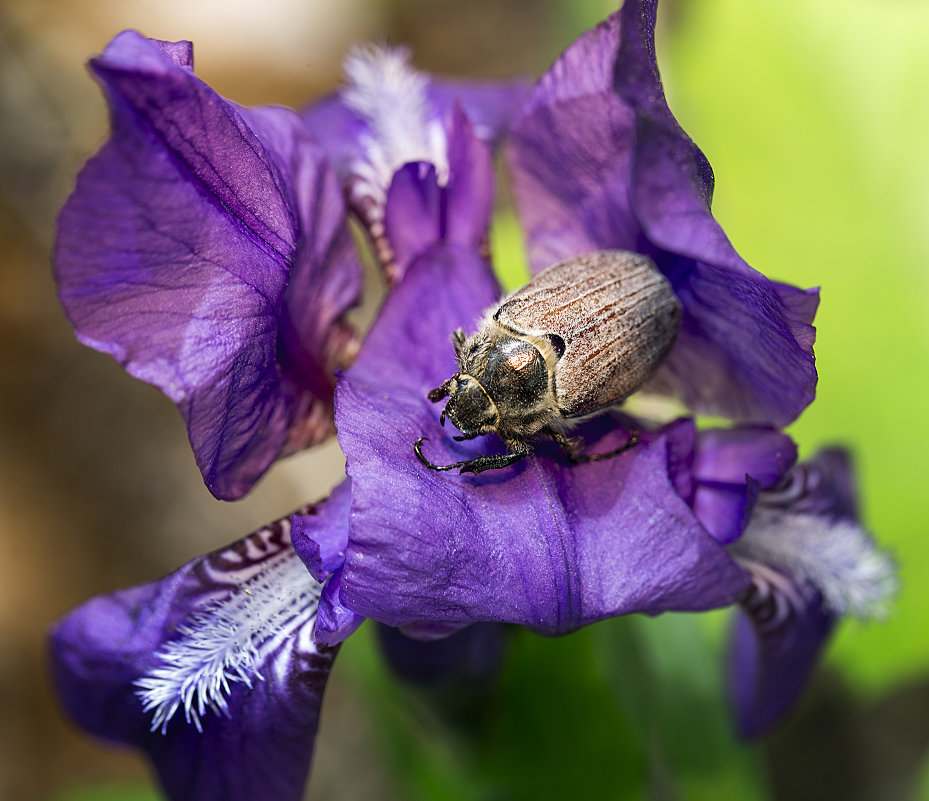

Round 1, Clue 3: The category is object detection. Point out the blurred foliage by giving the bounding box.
[489,208,530,292]
[46,786,161,801]
[342,615,767,801]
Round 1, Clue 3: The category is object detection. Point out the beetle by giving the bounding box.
[414,250,683,474]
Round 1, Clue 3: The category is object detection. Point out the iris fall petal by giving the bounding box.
[49,513,337,801]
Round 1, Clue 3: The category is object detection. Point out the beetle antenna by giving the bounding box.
[427,380,451,403]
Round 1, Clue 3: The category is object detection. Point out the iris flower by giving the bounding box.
[50,3,895,800]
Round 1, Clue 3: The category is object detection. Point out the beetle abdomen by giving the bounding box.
[493,250,681,417]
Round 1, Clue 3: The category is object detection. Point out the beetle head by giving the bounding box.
[429,373,499,437]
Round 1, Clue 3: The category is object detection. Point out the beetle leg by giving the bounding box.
[415,437,474,472]
[452,328,467,357]
[458,441,529,474]
[414,438,528,474]
[546,429,583,463]
[452,432,481,442]
[546,428,640,464]
[580,430,640,462]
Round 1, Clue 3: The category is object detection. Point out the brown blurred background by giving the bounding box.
[0,1,605,799]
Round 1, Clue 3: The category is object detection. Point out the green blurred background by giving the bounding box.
[2,0,927,799]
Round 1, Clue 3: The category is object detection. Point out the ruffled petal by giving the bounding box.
[49,513,337,801]
[693,427,797,544]
[506,2,817,426]
[291,481,365,647]
[333,244,749,635]
[54,31,360,499]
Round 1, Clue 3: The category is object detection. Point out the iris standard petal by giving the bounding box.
[49,512,337,801]
[506,1,818,426]
[333,244,749,634]
[54,31,361,500]
[384,107,494,277]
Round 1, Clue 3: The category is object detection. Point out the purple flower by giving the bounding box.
[47,5,897,800]
[53,31,362,500]
[506,1,818,426]
[48,416,894,801]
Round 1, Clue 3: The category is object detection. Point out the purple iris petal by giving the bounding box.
[49,513,337,801]
[728,567,834,738]
[333,244,750,634]
[291,481,365,647]
[443,105,495,249]
[693,427,797,544]
[726,449,896,736]
[301,47,509,281]
[313,568,365,647]
[428,79,530,145]
[773,447,859,521]
[506,1,818,426]
[385,162,444,273]
[384,107,494,277]
[292,479,353,581]
[54,31,361,500]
